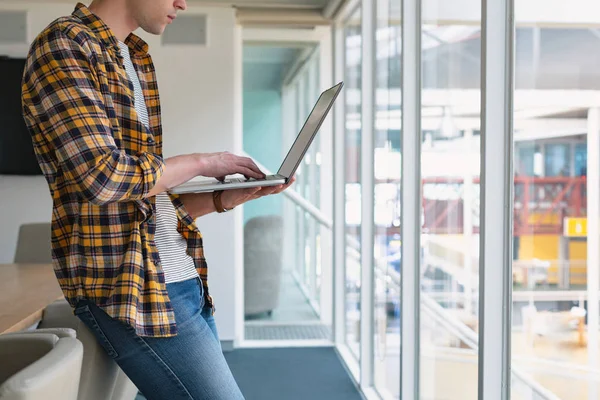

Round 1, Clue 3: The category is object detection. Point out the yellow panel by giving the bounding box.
[569,240,587,286]
[518,235,559,260]
[518,237,588,286]
[526,212,561,225]
[570,241,587,260]
[518,235,560,285]
[564,218,587,237]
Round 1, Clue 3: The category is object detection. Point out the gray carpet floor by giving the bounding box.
[135,347,362,400]
[224,347,363,400]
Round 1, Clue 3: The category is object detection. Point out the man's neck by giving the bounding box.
[88,0,138,42]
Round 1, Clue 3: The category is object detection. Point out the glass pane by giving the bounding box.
[511,22,597,399]
[420,1,481,398]
[373,0,401,398]
[345,7,362,358]
[295,81,306,282]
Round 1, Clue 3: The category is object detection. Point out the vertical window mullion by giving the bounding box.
[479,0,514,398]
[400,0,421,398]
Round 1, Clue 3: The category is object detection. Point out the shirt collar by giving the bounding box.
[72,2,149,56]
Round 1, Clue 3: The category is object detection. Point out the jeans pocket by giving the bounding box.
[196,277,205,309]
[74,303,119,359]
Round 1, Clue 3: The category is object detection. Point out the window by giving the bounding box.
[344,6,362,359]
[373,0,401,397]
[420,2,481,398]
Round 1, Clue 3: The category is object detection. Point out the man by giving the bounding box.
[22,1,293,398]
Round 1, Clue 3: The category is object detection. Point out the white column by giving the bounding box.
[463,129,474,316]
[479,0,514,398]
[333,23,347,345]
[319,27,334,328]
[307,58,319,304]
[531,27,540,88]
[309,146,318,302]
[282,85,299,283]
[297,81,307,286]
[401,0,421,398]
[586,107,600,400]
[360,0,376,388]
[233,24,244,346]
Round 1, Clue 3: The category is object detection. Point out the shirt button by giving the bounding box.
[147,137,154,144]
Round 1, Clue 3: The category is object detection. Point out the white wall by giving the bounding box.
[142,7,241,343]
[0,2,73,264]
[0,1,242,342]
[0,176,53,263]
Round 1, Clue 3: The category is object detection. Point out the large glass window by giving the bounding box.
[333,2,600,399]
[344,7,362,358]
[420,2,481,398]
[511,23,597,399]
[373,0,401,398]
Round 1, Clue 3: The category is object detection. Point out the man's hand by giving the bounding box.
[220,176,296,209]
[199,152,265,181]
[179,176,296,219]
[148,152,265,198]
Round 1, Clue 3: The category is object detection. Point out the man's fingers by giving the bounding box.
[275,184,288,194]
[239,166,264,179]
[245,187,262,195]
[241,157,265,178]
[256,186,281,196]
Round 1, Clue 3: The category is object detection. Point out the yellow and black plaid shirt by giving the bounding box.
[21,3,213,337]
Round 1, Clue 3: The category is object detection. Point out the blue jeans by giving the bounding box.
[74,277,245,400]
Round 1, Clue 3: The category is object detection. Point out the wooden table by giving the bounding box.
[0,264,63,334]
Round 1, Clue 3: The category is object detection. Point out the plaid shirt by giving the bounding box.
[22,3,214,337]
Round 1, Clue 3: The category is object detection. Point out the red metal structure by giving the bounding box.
[421,176,587,235]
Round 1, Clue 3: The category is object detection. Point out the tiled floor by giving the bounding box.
[244,270,331,340]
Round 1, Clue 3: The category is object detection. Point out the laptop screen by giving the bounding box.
[277,82,343,178]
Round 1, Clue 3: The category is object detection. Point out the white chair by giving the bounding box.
[13,223,51,264]
[0,332,83,400]
[522,305,587,347]
[38,299,139,400]
[244,215,284,317]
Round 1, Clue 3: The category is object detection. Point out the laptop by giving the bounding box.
[171,81,344,194]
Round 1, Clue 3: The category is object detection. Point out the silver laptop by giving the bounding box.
[171,82,344,194]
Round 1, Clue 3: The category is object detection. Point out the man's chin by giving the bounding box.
[142,25,166,36]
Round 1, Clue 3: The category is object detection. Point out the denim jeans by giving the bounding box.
[74,277,245,400]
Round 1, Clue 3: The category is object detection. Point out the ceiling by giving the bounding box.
[233,1,326,91]
[243,45,308,90]
[190,0,333,10]
[187,0,332,13]
[189,0,341,26]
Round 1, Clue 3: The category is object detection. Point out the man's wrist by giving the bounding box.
[193,153,205,175]
[213,190,232,213]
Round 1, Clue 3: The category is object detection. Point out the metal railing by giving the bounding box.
[420,289,563,400]
[247,155,333,229]
[245,153,564,399]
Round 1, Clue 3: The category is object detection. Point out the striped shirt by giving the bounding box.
[21,3,213,338]
[117,41,198,284]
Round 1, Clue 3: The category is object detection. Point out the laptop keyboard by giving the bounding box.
[226,175,277,184]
